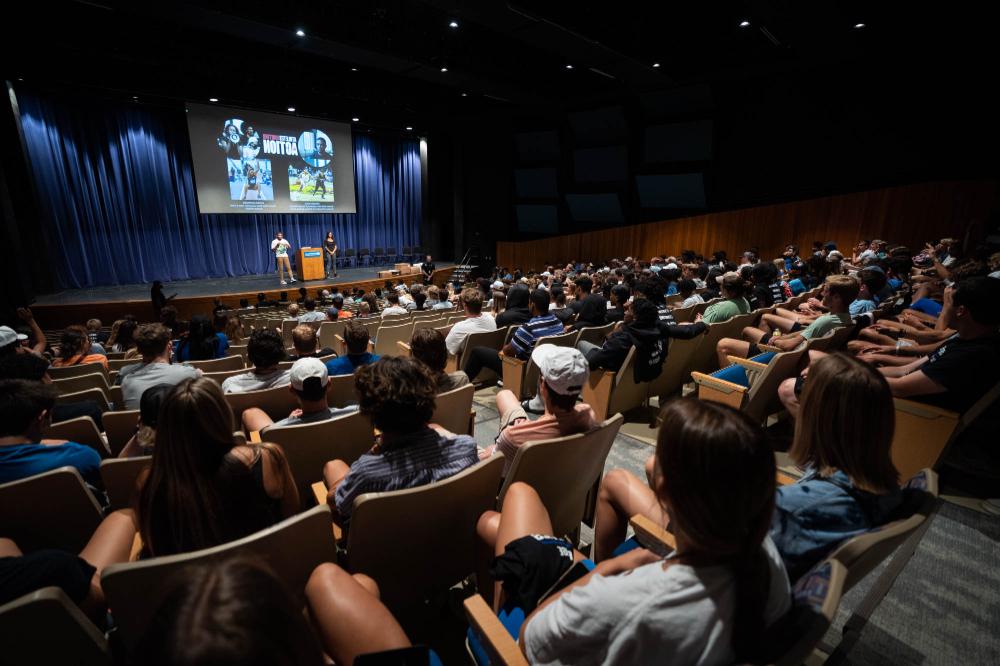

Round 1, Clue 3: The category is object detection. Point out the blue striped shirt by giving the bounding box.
[334,427,478,522]
[510,314,565,359]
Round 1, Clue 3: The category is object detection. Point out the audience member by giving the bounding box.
[568,293,608,331]
[380,292,408,317]
[242,357,357,434]
[119,383,172,458]
[119,324,199,409]
[495,284,530,328]
[699,272,751,323]
[296,299,326,323]
[568,276,593,314]
[410,328,470,393]
[287,324,335,361]
[51,325,109,369]
[678,279,704,308]
[136,377,298,557]
[174,314,228,361]
[445,288,497,356]
[159,306,187,339]
[221,329,290,394]
[319,356,479,526]
[324,321,380,376]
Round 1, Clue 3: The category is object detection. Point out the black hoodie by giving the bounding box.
[586,320,708,382]
[496,286,532,328]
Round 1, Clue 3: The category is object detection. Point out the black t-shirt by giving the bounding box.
[422,262,436,275]
[919,333,1000,412]
[324,239,337,253]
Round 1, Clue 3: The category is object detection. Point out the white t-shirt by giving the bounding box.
[271,239,291,257]
[445,313,497,356]
[381,305,409,318]
[221,368,291,394]
[524,537,791,666]
[681,294,705,308]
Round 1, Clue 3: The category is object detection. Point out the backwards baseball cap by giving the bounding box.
[531,346,589,396]
[0,326,27,348]
[289,357,328,391]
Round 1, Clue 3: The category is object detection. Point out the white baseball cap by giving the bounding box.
[531,345,589,396]
[289,357,328,391]
[540,271,551,277]
[0,326,27,348]
[491,280,504,289]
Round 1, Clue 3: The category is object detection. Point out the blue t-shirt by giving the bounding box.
[0,441,102,486]
[173,333,229,361]
[849,299,877,316]
[325,352,380,376]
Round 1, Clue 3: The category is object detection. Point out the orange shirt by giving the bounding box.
[51,353,109,370]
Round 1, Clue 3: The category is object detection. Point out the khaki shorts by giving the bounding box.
[498,405,529,434]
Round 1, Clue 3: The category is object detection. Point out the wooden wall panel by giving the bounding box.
[497,180,998,270]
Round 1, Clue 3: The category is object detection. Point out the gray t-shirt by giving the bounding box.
[297,311,327,322]
[221,368,292,394]
[263,405,358,432]
[801,312,852,340]
[121,362,200,409]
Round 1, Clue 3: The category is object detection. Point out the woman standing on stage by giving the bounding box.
[272,231,296,285]
[323,231,338,279]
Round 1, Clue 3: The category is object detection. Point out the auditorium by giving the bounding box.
[2,2,999,664]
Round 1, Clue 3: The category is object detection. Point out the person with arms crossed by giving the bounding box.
[271,231,296,285]
[323,231,338,278]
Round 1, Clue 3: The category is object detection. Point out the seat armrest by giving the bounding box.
[756,343,783,353]
[726,356,768,370]
[463,594,529,666]
[334,334,347,355]
[249,430,262,444]
[629,514,676,555]
[690,372,748,395]
[396,341,412,355]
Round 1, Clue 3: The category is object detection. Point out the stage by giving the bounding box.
[31,263,455,329]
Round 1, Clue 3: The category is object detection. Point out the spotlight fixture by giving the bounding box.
[209,98,219,102]
[287,107,296,112]
[448,20,458,28]
[405,126,413,131]
[295,29,305,36]
[652,62,660,68]
[854,22,866,29]
[352,117,360,122]
[739,20,750,27]
[440,67,448,72]
[350,67,358,72]
[132,96,138,100]
[461,92,468,97]
[565,64,573,69]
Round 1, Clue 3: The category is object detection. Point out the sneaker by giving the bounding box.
[290,278,298,283]
[280,280,287,285]
[521,398,545,415]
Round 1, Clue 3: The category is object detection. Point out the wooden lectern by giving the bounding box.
[298,248,325,281]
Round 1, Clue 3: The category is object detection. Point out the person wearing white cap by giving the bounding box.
[242,357,357,434]
[0,326,28,356]
[0,307,46,357]
[480,346,597,475]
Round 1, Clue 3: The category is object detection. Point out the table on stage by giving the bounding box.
[298,247,325,281]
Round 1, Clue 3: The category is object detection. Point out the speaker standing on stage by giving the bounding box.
[421,254,435,284]
[324,231,338,278]
[272,231,296,285]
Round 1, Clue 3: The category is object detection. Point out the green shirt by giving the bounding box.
[801,312,852,340]
[702,298,751,324]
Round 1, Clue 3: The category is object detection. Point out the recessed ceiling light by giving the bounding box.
[854,22,866,29]
[352,117,360,122]
[739,20,750,27]
[448,20,459,28]
[440,67,448,72]
[295,29,305,37]
[287,107,296,112]
[405,126,413,131]
[351,67,358,72]
[565,64,573,70]
[461,92,468,97]
[652,62,660,68]
[209,98,219,102]
[132,96,138,100]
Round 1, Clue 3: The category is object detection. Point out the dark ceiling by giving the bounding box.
[3,1,997,133]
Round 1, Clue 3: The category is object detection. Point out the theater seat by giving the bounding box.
[0,587,110,666]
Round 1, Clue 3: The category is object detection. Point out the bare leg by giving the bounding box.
[78,509,137,615]
[241,407,275,434]
[716,337,751,368]
[778,377,800,419]
[762,312,800,334]
[322,459,351,504]
[306,563,412,665]
[594,469,668,562]
[0,538,22,558]
[643,454,656,487]
[495,389,520,417]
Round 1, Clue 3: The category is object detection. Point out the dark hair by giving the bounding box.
[413,292,427,310]
[857,268,887,295]
[362,293,380,315]
[386,292,400,305]
[634,278,666,305]
[137,378,288,556]
[343,321,370,355]
[58,325,89,361]
[505,285,530,309]
[677,279,696,296]
[139,384,173,429]
[410,328,448,374]
[631,297,660,328]
[721,274,747,298]
[953,276,1000,326]
[529,288,551,314]
[247,329,286,369]
[611,284,631,305]
[332,294,344,309]
[160,306,178,325]
[135,557,324,666]
[298,287,307,298]
[654,398,775,662]
[178,315,220,361]
[0,353,49,381]
[354,356,436,434]
[0,379,57,437]
[213,314,229,332]
[574,276,593,294]
[575,294,608,327]
[303,299,316,311]
[135,323,173,358]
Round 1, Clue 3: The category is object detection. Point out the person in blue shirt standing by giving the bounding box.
[0,379,101,486]
[325,321,380,376]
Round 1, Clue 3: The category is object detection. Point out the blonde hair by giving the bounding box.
[824,274,860,305]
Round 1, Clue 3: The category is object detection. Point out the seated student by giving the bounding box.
[120,324,200,409]
[410,328,470,393]
[119,383,172,458]
[50,325,109,370]
[109,316,141,357]
[715,274,859,368]
[568,293,608,331]
[221,329,290,394]
[0,509,136,622]
[876,277,1000,413]
[568,276,593,315]
[136,378,298,557]
[698,272,751,324]
[0,379,102,485]
[319,356,479,526]
[495,284,531,328]
[294,299,325,323]
[0,352,105,428]
[286,324,335,361]
[286,303,301,320]
[605,284,632,323]
[748,262,786,309]
[445,288,497,356]
[678,278,704,308]
[633,277,678,325]
[477,398,790,664]
[326,294,354,321]
[463,288,564,383]
[426,286,453,311]
[242,357,357,434]
[849,267,887,316]
[769,353,905,580]
[481,346,596,474]
[380,292,409,318]
[173,314,228,361]
[325,321,380,376]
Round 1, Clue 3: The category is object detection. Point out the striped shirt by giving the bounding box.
[657,304,677,325]
[768,281,787,305]
[510,314,565,359]
[334,427,478,523]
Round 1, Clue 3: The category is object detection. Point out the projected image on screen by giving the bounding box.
[187,102,356,214]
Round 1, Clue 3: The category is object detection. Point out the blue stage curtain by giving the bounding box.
[17,91,421,289]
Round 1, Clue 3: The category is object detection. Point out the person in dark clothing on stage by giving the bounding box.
[150,281,175,319]
[421,255,436,284]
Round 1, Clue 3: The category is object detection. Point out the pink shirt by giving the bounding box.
[482,403,598,474]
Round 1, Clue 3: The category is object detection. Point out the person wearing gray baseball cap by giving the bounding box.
[482,345,597,475]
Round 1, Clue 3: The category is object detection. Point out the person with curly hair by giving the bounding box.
[318,356,479,527]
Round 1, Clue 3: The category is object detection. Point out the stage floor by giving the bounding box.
[34,263,454,306]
